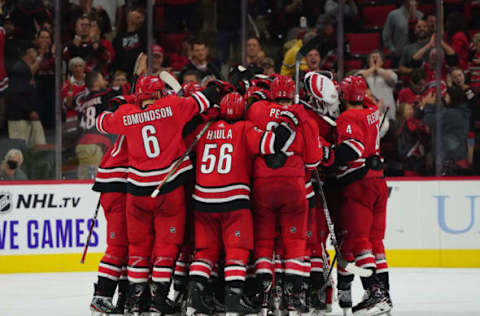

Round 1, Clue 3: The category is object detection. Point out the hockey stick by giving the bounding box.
[294,35,322,104]
[299,100,337,127]
[80,199,101,264]
[379,106,390,130]
[160,71,184,96]
[312,169,373,277]
[151,120,213,198]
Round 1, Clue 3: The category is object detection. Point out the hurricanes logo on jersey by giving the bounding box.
[170,226,176,234]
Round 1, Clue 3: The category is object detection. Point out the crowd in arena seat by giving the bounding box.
[0,0,479,180]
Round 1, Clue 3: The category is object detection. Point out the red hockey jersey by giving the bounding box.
[193,120,276,212]
[96,92,211,196]
[92,135,128,193]
[245,100,324,178]
[336,104,383,183]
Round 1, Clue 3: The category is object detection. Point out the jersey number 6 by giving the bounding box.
[142,125,161,158]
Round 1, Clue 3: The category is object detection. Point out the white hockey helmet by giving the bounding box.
[304,71,340,118]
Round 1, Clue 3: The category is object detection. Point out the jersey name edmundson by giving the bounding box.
[122,107,173,126]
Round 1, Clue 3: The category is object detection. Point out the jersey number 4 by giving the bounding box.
[200,143,233,174]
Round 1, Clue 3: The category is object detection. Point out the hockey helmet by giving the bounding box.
[270,75,295,101]
[340,75,367,103]
[304,71,340,118]
[244,86,271,106]
[135,75,165,103]
[251,74,272,90]
[219,92,246,120]
[182,82,203,97]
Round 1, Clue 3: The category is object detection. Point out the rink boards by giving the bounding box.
[0,178,479,273]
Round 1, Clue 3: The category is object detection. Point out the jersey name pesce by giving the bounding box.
[366,110,380,126]
[122,107,173,126]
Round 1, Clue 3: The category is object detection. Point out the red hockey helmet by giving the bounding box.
[244,86,271,105]
[340,75,367,103]
[251,74,272,90]
[136,75,165,103]
[219,92,246,120]
[182,82,203,97]
[271,75,295,101]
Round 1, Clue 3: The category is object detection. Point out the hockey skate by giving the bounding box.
[284,282,307,316]
[125,282,149,316]
[186,281,213,316]
[90,295,116,316]
[352,287,391,316]
[338,287,352,316]
[271,278,284,316]
[225,285,259,316]
[149,282,176,316]
[309,287,326,316]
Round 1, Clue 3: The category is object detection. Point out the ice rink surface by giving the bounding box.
[0,268,478,316]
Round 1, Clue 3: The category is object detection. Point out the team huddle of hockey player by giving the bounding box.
[86,63,392,316]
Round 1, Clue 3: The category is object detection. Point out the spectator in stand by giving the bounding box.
[383,0,423,61]
[150,44,168,75]
[88,16,115,77]
[68,0,112,35]
[169,35,193,72]
[261,57,276,76]
[61,57,86,144]
[6,42,46,146]
[281,30,317,77]
[179,38,223,83]
[0,149,27,181]
[245,36,264,74]
[8,0,51,40]
[398,68,426,106]
[89,0,125,30]
[357,50,398,120]
[469,33,480,89]
[394,102,429,176]
[445,12,469,71]
[421,82,471,175]
[280,0,325,33]
[448,67,477,169]
[63,14,111,76]
[181,69,200,84]
[163,0,202,34]
[399,20,432,76]
[111,70,129,92]
[34,28,55,131]
[425,13,436,36]
[411,34,458,83]
[112,7,145,77]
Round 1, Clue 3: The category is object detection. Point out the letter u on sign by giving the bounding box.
[435,195,479,234]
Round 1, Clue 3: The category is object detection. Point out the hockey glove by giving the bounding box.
[264,152,287,169]
[273,122,296,153]
[321,144,335,167]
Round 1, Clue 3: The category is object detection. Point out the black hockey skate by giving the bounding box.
[284,281,307,316]
[111,280,128,315]
[125,282,149,316]
[256,277,273,316]
[225,285,259,316]
[352,287,392,316]
[309,286,327,316]
[149,282,176,315]
[186,281,213,316]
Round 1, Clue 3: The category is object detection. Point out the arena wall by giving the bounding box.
[0,179,479,273]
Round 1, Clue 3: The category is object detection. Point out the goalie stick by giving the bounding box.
[160,70,184,96]
[312,169,373,277]
[151,120,213,198]
[80,199,101,264]
[299,99,337,127]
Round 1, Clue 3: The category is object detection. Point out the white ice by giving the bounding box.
[0,268,478,316]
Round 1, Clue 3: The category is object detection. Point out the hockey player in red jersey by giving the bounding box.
[186,92,295,316]
[96,75,229,314]
[334,76,391,315]
[89,95,136,315]
[245,75,332,314]
[303,71,340,314]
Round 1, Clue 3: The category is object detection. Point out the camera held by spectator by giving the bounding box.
[0,149,28,181]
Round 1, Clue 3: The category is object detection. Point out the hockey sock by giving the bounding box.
[97,276,117,297]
